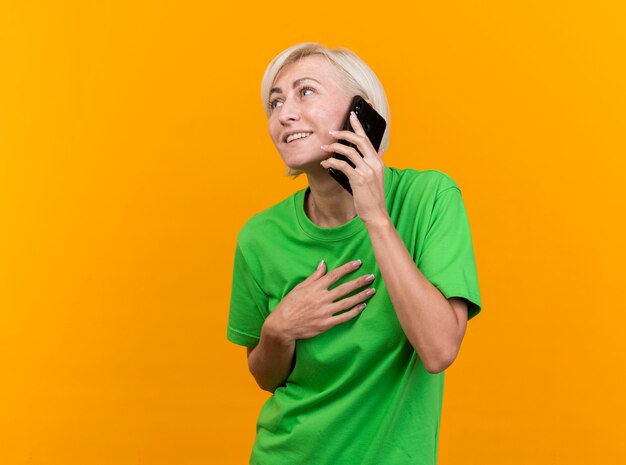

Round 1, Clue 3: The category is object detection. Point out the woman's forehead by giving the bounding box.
[273,56,340,87]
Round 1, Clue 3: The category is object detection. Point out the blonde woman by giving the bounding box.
[227,42,482,465]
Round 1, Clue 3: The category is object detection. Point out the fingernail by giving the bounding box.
[350,111,357,118]
[366,288,376,296]
[358,303,367,310]
[365,274,375,282]
[320,145,328,150]
[329,130,338,134]
[352,259,362,268]
[318,259,325,269]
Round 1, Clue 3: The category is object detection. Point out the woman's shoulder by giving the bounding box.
[236,189,302,248]
[387,166,460,197]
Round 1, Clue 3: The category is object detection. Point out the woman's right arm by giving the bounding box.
[246,259,376,393]
[246,319,296,393]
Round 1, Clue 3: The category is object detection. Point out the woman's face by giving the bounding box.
[267,55,352,174]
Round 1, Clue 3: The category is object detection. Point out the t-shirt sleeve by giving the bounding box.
[418,186,482,320]
[227,242,270,346]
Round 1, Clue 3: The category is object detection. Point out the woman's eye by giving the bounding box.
[269,100,283,110]
[269,87,313,111]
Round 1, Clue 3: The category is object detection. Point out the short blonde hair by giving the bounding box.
[261,42,391,178]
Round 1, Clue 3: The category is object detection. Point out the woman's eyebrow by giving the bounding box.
[269,77,322,97]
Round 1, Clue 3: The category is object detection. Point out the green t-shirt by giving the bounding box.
[227,166,482,465]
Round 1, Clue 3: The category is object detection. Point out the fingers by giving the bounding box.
[331,286,376,312]
[319,156,354,180]
[326,115,373,159]
[321,141,364,168]
[328,272,375,301]
[347,111,367,137]
[286,259,374,338]
[321,259,362,286]
[301,259,326,284]
[329,115,369,148]
[314,259,326,277]
[329,302,368,326]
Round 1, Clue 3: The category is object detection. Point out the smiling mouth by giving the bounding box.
[286,132,312,143]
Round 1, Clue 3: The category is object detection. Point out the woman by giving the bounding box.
[227,42,482,465]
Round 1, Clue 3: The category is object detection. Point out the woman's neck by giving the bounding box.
[304,170,356,228]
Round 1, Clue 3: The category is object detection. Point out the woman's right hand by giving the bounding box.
[263,259,376,343]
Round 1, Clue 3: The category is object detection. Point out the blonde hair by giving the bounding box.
[261,42,391,178]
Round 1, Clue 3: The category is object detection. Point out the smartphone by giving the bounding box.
[327,95,387,195]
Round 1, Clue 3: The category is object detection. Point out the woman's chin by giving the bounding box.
[283,153,328,173]
[286,163,328,176]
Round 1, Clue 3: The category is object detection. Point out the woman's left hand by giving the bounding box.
[320,111,390,227]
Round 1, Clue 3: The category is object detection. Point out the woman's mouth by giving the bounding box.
[286,132,312,143]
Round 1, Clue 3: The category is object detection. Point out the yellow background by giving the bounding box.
[1,1,625,464]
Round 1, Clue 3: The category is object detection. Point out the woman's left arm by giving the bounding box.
[320,111,468,374]
[364,218,468,374]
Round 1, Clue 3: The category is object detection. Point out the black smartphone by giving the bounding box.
[327,95,387,195]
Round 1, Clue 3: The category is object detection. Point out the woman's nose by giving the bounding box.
[278,99,300,124]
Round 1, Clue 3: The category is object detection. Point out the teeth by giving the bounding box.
[286,132,311,143]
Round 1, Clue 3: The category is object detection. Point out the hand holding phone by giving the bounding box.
[327,95,387,195]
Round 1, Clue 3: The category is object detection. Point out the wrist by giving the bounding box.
[364,214,393,232]
[263,311,295,347]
